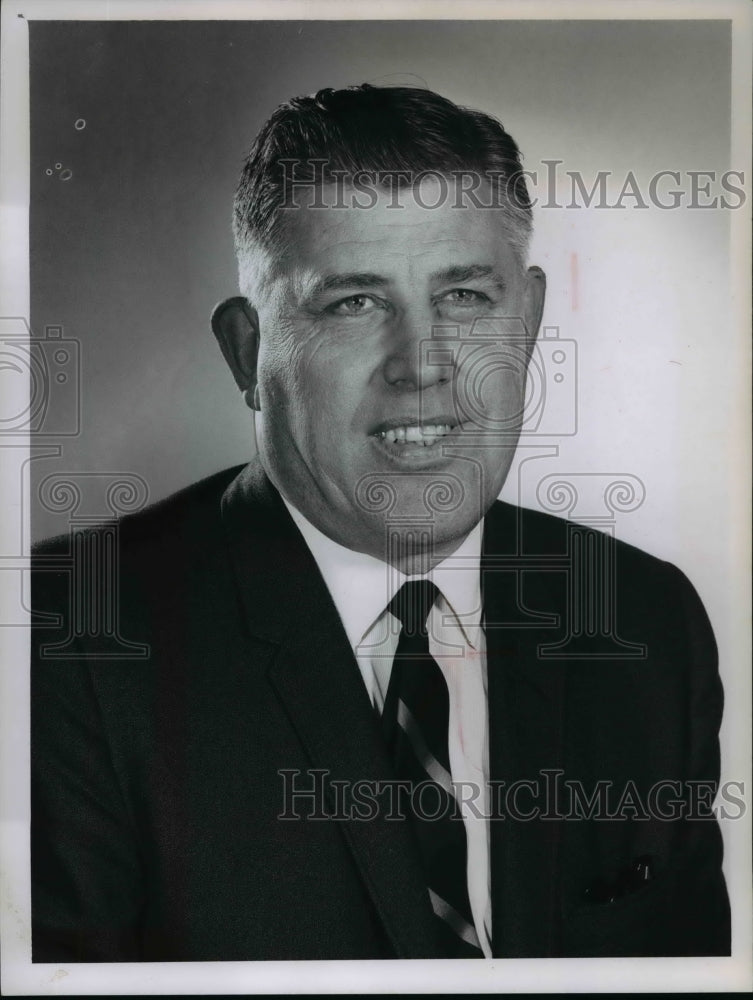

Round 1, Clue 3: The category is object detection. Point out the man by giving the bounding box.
[31,84,730,960]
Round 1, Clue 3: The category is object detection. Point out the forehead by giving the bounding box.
[272,178,521,285]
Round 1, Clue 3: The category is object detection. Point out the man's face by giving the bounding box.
[238,178,544,569]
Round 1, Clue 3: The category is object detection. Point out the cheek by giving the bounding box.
[259,313,350,388]
[455,345,529,425]
[256,320,308,409]
[296,330,373,405]
[260,340,359,449]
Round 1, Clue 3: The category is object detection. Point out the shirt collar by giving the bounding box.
[281,497,483,653]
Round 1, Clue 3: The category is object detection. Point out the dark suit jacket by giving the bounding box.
[30,460,730,961]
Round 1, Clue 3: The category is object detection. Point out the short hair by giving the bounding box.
[233,84,533,295]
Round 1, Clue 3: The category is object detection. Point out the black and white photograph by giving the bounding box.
[0,0,750,994]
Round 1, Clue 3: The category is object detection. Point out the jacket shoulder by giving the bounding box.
[32,464,246,559]
[487,499,711,632]
[489,498,683,573]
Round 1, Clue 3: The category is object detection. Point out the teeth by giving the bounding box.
[379,424,454,446]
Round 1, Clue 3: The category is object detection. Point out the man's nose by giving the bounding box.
[381,307,453,391]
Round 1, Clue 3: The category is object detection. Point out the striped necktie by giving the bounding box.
[381,580,483,958]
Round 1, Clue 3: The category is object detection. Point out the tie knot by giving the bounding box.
[388,580,439,637]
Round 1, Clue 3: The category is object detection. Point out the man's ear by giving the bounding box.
[522,266,546,351]
[211,297,260,396]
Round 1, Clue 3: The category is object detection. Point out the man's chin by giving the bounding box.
[352,503,486,571]
[353,460,488,534]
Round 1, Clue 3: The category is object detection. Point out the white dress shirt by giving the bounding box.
[282,498,491,956]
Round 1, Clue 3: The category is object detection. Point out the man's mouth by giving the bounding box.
[374,422,457,447]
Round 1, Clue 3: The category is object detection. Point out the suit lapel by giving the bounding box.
[483,502,567,957]
[220,461,441,958]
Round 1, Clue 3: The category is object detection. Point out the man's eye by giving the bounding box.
[329,294,381,316]
[443,289,488,306]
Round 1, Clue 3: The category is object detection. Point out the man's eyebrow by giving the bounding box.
[430,264,503,286]
[307,272,390,297]
[303,265,506,300]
